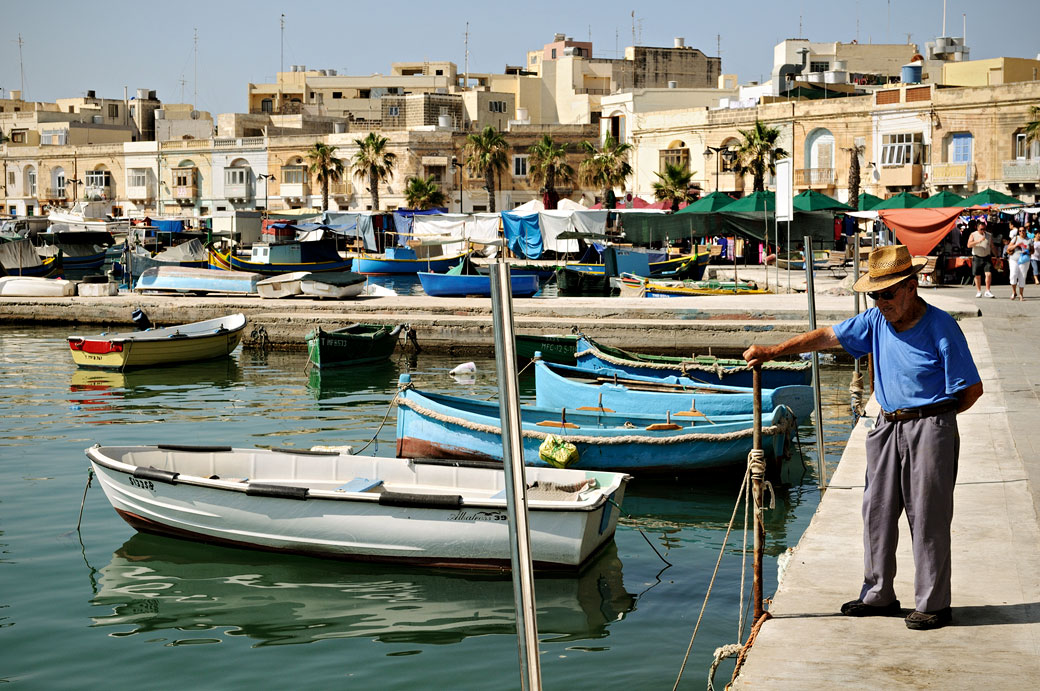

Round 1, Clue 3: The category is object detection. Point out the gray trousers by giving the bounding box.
[859,411,959,612]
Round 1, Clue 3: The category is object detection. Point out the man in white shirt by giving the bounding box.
[966,220,995,298]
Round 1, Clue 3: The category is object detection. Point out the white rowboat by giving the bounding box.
[86,444,629,570]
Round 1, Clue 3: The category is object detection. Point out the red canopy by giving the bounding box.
[878,207,963,256]
[590,196,653,210]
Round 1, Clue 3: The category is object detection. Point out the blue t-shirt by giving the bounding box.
[832,304,980,412]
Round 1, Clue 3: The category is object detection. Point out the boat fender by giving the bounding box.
[449,362,476,375]
[133,466,180,485]
[246,483,309,500]
[378,491,462,509]
[158,444,233,452]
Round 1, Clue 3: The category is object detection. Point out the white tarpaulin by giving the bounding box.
[538,210,609,253]
[557,198,589,210]
[412,216,468,256]
[512,199,545,213]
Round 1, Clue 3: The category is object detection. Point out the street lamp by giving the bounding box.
[257,173,274,216]
[703,145,735,193]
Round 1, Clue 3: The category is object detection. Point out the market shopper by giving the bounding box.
[966,220,995,298]
[1008,227,1031,300]
[743,245,983,631]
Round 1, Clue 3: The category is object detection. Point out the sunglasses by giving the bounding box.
[867,287,901,300]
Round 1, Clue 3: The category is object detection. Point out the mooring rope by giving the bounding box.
[354,389,404,454]
[575,346,811,375]
[396,397,792,445]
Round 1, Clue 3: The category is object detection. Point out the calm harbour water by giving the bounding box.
[0,326,853,689]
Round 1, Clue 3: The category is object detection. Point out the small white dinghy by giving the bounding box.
[86,445,630,570]
[0,275,75,297]
[299,271,366,299]
[256,272,309,299]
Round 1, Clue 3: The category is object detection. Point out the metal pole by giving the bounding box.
[786,219,791,293]
[751,365,765,621]
[490,261,542,691]
[804,235,828,489]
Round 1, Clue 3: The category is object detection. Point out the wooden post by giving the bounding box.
[751,364,765,622]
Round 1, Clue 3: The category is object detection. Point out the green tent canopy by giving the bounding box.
[792,189,853,212]
[675,191,737,214]
[724,190,774,213]
[955,188,1025,207]
[858,192,884,210]
[872,191,922,209]
[915,190,965,208]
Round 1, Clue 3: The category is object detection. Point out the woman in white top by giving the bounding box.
[1007,227,1031,301]
[1031,233,1040,285]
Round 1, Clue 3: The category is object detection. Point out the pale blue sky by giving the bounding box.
[3,0,1037,117]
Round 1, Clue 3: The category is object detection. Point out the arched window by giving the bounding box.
[25,166,37,197]
[805,128,835,171]
[52,167,66,198]
[659,139,690,172]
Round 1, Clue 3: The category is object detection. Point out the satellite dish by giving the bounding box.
[190,110,200,120]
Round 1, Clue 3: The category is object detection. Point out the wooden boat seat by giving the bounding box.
[535,420,580,429]
[335,478,384,493]
[576,405,615,412]
[645,423,683,431]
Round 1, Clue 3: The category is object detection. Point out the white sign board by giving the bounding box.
[775,158,793,222]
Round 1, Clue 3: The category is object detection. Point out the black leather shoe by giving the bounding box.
[905,607,952,630]
[840,599,902,617]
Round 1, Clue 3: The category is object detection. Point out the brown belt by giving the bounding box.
[882,400,959,422]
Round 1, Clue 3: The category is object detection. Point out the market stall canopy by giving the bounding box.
[872,191,923,209]
[878,207,962,257]
[676,191,737,214]
[915,190,965,208]
[858,192,885,211]
[792,189,853,212]
[723,190,774,213]
[955,188,1025,207]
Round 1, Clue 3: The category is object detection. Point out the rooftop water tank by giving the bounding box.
[901,63,923,84]
[674,37,685,48]
[438,114,452,129]
[333,122,346,133]
[824,70,846,84]
[668,80,678,89]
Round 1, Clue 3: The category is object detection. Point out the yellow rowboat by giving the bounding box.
[67,314,247,370]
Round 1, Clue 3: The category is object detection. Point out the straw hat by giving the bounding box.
[852,245,927,293]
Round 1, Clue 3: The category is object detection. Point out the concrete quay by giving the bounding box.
[0,269,979,355]
[731,284,1040,689]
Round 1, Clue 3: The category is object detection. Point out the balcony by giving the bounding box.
[1003,160,1040,184]
[280,183,310,202]
[84,184,112,201]
[126,184,154,201]
[42,187,67,201]
[225,182,252,202]
[795,168,836,188]
[878,164,922,189]
[328,181,352,198]
[930,162,974,186]
[171,184,197,203]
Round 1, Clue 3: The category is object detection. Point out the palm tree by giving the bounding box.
[732,120,788,192]
[464,126,509,213]
[403,175,447,210]
[306,142,345,212]
[652,163,696,212]
[844,143,865,209]
[1025,105,1040,145]
[527,134,574,210]
[578,133,633,209]
[350,132,396,211]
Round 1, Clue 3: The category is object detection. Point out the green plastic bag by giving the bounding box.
[538,435,579,469]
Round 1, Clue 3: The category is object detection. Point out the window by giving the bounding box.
[85,170,111,187]
[108,104,119,118]
[388,106,400,117]
[573,47,583,56]
[27,169,36,197]
[332,91,342,99]
[435,69,444,76]
[659,148,690,172]
[41,129,67,145]
[881,132,924,166]
[261,98,273,113]
[226,168,248,185]
[530,55,537,65]
[513,155,529,177]
[55,172,65,197]
[810,61,829,73]
[488,101,507,113]
[128,169,147,188]
[282,166,306,185]
[1016,133,1031,160]
[11,130,26,143]
[172,169,193,187]
[7,172,14,186]
[950,133,972,163]
[129,105,135,117]
[551,49,557,59]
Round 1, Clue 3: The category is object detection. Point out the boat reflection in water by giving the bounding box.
[91,534,636,647]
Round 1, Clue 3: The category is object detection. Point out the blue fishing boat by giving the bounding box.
[417,271,539,297]
[355,247,469,275]
[209,239,352,275]
[574,337,812,388]
[135,266,261,295]
[534,359,814,421]
[394,375,794,473]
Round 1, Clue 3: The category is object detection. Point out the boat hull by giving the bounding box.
[256,272,309,299]
[417,272,539,297]
[135,266,260,295]
[305,324,402,368]
[86,445,629,570]
[68,314,247,369]
[0,276,75,297]
[534,359,814,421]
[515,334,580,363]
[574,337,812,388]
[395,383,793,473]
[355,252,469,275]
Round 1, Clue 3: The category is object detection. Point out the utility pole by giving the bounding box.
[280,14,285,75]
[16,34,26,97]
[464,22,469,90]
[193,28,198,113]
